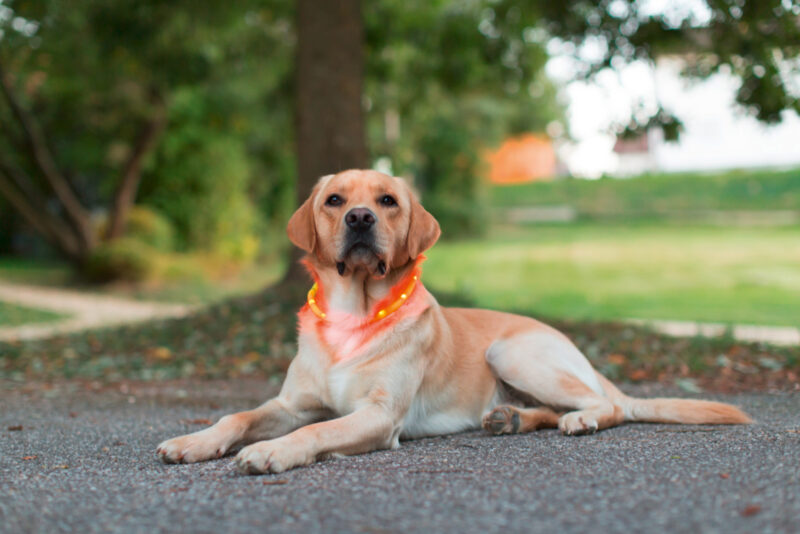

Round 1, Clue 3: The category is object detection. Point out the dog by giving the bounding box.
[157,169,750,474]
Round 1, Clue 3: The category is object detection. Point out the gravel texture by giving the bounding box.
[1,379,799,534]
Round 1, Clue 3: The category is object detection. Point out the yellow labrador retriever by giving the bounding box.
[157,169,750,474]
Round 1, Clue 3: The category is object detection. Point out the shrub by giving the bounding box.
[125,206,175,252]
[139,90,264,263]
[412,115,487,239]
[83,238,155,283]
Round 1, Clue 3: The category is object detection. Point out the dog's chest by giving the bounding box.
[326,365,368,415]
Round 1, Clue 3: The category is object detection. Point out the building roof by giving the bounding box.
[486,134,556,184]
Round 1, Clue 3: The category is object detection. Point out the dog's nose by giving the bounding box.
[345,208,376,231]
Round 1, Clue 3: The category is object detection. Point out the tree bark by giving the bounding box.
[105,91,167,240]
[285,0,368,282]
[0,60,95,254]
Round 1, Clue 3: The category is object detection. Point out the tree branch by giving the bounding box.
[0,166,81,261]
[0,156,49,211]
[105,90,167,240]
[0,59,94,252]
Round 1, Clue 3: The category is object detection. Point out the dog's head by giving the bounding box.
[287,170,440,278]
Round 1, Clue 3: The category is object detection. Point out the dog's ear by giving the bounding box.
[405,192,441,260]
[287,194,317,253]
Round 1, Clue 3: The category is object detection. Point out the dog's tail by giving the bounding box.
[598,373,752,425]
[620,397,751,424]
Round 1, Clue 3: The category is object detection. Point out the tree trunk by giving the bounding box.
[284,0,368,282]
[105,91,167,240]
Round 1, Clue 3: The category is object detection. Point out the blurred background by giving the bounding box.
[0,0,799,383]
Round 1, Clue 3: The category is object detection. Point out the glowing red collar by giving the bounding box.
[303,255,425,323]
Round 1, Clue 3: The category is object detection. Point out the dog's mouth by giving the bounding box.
[338,241,387,278]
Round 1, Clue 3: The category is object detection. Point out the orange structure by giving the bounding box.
[486,134,556,184]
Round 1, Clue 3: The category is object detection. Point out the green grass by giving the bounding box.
[102,260,284,305]
[425,223,800,327]
[0,300,66,326]
[491,167,800,218]
[0,258,71,286]
[0,255,283,306]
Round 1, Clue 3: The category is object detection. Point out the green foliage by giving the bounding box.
[0,0,292,268]
[364,1,564,239]
[140,92,262,261]
[536,0,800,129]
[83,238,154,283]
[123,206,175,252]
[413,113,487,238]
[3,0,799,263]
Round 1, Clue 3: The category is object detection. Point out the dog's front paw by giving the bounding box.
[157,429,228,464]
[235,439,309,475]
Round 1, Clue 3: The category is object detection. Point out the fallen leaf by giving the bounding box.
[53,464,69,469]
[181,418,213,426]
[628,369,650,381]
[263,479,289,485]
[740,505,761,517]
[22,455,37,461]
[242,351,260,363]
[69,412,78,418]
[607,354,627,365]
[7,425,23,431]
[148,347,172,361]
[720,473,730,479]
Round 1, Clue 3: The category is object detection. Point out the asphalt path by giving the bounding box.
[1,380,799,534]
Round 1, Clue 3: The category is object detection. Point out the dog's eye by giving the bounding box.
[380,195,397,207]
[325,194,343,207]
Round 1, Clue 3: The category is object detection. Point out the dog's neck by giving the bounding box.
[305,256,417,318]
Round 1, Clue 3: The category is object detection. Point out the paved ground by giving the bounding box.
[1,379,799,534]
[0,282,193,342]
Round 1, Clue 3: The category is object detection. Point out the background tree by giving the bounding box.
[285,0,368,281]
[0,0,290,271]
[1,0,798,283]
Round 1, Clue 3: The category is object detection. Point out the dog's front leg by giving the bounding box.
[235,402,396,474]
[157,394,327,464]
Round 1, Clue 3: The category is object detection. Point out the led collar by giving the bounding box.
[306,258,423,323]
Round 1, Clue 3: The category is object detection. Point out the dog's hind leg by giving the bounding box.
[482,405,559,435]
[484,330,624,436]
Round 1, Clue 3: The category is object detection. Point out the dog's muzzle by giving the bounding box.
[339,208,386,276]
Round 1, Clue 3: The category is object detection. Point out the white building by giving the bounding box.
[549,56,800,178]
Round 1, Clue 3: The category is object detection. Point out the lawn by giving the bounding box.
[425,223,800,327]
[0,256,282,306]
[491,167,800,219]
[0,300,66,327]
[0,258,71,286]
